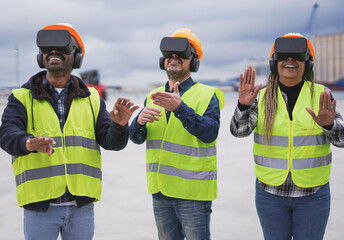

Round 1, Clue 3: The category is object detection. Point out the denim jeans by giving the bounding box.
[255,180,330,240]
[152,193,212,240]
[24,203,94,240]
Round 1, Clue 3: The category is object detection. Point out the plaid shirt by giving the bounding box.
[43,77,75,203]
[43,77,73,130]
[230,86,344,197]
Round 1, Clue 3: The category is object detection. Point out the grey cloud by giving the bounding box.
[1,0,343,87]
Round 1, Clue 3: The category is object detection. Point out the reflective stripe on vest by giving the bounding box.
[147,162,159,172]
[65,136,100,150]
[254,132,330,147]
[145,82,224,201]
[253,82,332,187]
[254,153,332,170]
[15,163,102,186]
[146,163,217,180]
[12,136,99,164]
[147,140,216,157]
[293,153,332,169]
[159,164,217,180]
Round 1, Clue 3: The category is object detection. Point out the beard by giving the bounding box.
[166,67,190,82]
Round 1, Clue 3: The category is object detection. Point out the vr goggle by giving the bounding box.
[159,37,200,72]
[269,37,314,75]
[160,37,196,59]
[36,29,78,55]
[272,37,311,62]
[36,29,83,69]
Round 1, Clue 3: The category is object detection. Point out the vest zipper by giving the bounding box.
[288,121,293,171]
[31,96,35,132]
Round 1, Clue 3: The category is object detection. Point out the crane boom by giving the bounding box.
[305,3,319,38]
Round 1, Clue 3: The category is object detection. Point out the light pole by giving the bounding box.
[14,45,20,86]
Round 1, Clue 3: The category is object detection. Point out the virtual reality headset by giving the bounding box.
[272,37,310,62]
[160,37,196,59]
[36,29,77,55]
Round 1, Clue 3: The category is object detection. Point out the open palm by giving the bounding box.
[110,97,139,126]
[238,65,261,106]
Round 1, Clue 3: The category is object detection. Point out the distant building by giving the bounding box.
[250,58,269,88]
[250,58,270,77]
[312,32,344,84]
[198,58,270,91]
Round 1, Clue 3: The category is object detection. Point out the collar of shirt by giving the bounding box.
[164,77,195,97]
[278,79,304,97]
[43,76,74,95]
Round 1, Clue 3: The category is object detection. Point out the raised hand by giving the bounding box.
[238,65,262,106]
[110,97,140,126]
[137,107,162,126]
[151,82,182,112]
[26,136,56,156]
[306,90,336,127]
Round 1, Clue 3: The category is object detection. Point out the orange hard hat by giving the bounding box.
[42,23,85,57]
[270,33,315,61]
[172,28,203,61]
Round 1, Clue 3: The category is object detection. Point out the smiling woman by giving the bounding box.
[230,33,344,240]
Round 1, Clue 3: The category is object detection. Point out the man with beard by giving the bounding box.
[129,28,224,240]
[0,23,139,240]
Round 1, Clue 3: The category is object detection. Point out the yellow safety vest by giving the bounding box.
[12,87,101,207]
[253,82,332,187]
[145,82,224,201]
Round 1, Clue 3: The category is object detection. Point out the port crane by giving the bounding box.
[304,3,319,38]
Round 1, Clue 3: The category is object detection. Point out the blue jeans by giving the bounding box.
[255,180,330,240]
[152,193,212,240]
[24,203,94,240]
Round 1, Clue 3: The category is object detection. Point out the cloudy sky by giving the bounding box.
[1,0,343,88]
